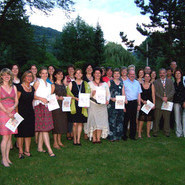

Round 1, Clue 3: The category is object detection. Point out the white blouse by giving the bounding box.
[33,79,51,107]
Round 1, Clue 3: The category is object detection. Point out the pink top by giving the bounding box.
[0,86,17,135]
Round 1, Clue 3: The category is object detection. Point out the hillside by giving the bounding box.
[31,25,61,52]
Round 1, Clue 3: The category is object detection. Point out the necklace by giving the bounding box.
[23,83,31,90]
[94,80,100,86]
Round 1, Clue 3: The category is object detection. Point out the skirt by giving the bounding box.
[35,104,54,132]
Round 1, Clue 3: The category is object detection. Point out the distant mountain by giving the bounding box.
[31,25,61,52]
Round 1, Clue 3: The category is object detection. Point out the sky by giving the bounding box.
[28,0,150,46]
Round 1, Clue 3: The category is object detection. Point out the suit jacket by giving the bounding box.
[154,78,175,109]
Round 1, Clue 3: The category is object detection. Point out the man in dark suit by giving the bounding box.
[153,68,175,137]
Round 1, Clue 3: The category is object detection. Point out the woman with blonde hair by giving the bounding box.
[0,68,18,167]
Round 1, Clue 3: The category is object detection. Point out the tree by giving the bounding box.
[93,23,105,66]
[0,0,74,25]
[121,0,185,70]
[54,16,105,66]
[135,0,185,68]
[103,42,137,68]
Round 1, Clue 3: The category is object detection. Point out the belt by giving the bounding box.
[128,100,137,103]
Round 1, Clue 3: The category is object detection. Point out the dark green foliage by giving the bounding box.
[134,0,185,71]
[54,16,105,66]
[103,42,137,68]
[93,23,105,66]
[32,25,61,53]
[0,0,74,25]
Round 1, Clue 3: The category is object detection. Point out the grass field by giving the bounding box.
[0,130,185,185]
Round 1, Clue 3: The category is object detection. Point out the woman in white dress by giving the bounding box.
[86,67,110,143]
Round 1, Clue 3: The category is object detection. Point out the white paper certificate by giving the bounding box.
[96,88,106,104]
[141,100,154,114]
[115,96,125,109]
[47,94,60,111]
[78,93,90,107]
[62,97,71,112]
[161,101,173,111]
[5,113,24,132]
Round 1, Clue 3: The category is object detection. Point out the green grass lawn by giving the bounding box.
[1,130,185,185]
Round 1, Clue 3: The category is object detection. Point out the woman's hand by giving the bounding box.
[6,107,14,114]
[106,100,109,105]
[111,98,116,102]
[143,100,147,104]
[92,90,96,96]
[59,96,64,101]
[41,98,48,104]
[8,112,14,118]
[152,105,155,110]
[123,108,126,112]
[74,97,79,101]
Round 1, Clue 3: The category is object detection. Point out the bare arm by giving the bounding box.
[152,84,155,105]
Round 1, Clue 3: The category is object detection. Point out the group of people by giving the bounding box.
[0,61,185,167]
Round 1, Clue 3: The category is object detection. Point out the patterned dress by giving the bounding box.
[0,86,18,135]
[107,80,124,141]
[34,79,54,132]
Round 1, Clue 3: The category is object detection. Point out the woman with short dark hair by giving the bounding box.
[51,69,68,149]
[15,71,35,159]
[86,67,110,143]
[173,69,185,137]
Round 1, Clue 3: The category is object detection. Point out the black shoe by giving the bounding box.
[77,143,82,146]
[122,136,128,141]
[166,135,170,137]
[130,138,137,141]
[153,134,157,137]
[19,153,24,159]
[73,142,77,146]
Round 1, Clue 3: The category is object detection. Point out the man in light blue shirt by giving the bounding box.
[123,69,142,140]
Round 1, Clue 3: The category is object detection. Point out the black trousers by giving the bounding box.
[123,100,138,139]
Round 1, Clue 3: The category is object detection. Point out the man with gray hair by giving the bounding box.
[123,69,142,140]
[153,68,175,137]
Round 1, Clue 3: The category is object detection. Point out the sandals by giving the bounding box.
[49,153,56,157]
[19,153,25,159]
[24,151,32,157]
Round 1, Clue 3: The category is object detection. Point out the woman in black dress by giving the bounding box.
[51,69,68,149]
[67,69,87,145]
[16,71,35,158]
[138,73,155,138]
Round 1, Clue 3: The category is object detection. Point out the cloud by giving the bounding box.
[28,1,150,47]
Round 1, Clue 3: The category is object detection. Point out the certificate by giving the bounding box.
[141,100,154,114]
[62,97,71,112]
[115,95,125,109]
[5,113,24,132]
[96,88,106,104]
[161,101,173,111]
[47,94,60,111]
[78,93,90,107]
